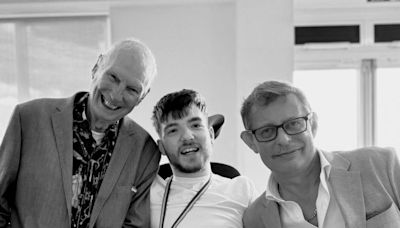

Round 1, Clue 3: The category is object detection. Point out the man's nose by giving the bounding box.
[180,128,195,141]
[110,85,125,102]
[275,127,291,144]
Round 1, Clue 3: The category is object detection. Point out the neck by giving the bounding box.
[91,120,113,132]
[274,152,321,197]
[172,163,212,179]
[86,103,115,132]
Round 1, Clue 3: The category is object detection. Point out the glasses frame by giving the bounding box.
[246,113,312,142]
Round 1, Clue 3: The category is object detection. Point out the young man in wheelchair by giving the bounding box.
[150,89,257,228]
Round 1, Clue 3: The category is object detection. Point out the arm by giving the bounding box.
[123,136,161,228]
[386,147,400,208]
[0,106,22,227]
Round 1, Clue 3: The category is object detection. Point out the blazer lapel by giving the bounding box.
[262,199,282,228]
[51,97,74,220]
[326,152,366,228]
[89,118,137,228]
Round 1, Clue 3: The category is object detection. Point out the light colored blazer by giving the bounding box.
[0,92,161,228]
[243,147,400,228]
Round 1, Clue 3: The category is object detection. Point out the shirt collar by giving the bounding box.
[318,149,332,179]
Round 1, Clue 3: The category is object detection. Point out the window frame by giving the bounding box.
[294,2,400,148]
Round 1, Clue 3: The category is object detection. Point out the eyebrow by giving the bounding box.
[163,116,203,131]
[188,116,202,124]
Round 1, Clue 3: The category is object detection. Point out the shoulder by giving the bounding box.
[119,113,157,149]
[16,93,78,114]
[150,175,167,204]
[325,147,400,180]
[244,193,268,215]
[331,146,397,165]
[212,174,258,201]
[212,174,253,187]
[122,116,152,136]
[151,175,166,192]
[18,97,67,111]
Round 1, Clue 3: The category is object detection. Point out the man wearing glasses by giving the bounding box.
[240,80,400,228]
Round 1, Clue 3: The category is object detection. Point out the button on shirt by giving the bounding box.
[265,150,346,228]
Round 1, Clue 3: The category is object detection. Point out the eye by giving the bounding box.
[285,119,304,131]
[257,127,275,138]
[127,87,139,95]
[166,128,178,135]
[191,122,205,129]
[289,119,302,127]
[109,74,117,82]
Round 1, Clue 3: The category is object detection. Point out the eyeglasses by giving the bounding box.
[246,113,312,142]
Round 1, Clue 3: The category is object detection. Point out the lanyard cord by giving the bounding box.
[159,174,212,228]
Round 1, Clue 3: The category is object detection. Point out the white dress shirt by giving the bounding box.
[265,150,346,228]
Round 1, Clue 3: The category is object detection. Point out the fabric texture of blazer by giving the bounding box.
[0,92,161,228]
[243,147,400,228]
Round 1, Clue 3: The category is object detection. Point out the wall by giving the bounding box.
[110,0,293,191]
[110,1,237,167]
[236,0,293,191]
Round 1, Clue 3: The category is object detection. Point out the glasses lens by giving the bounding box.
[255,126,276,141]
[283,118,307,135]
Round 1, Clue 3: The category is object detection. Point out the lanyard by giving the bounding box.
[159,175,212,228]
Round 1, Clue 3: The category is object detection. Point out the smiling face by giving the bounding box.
[88,48,150,131]
[241,94,317,176]
[158,105,214,177]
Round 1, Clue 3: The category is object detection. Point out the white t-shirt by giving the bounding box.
[150,173,258,228]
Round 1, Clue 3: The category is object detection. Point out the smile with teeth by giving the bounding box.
[102,95,120,110]
[181,147,199,155]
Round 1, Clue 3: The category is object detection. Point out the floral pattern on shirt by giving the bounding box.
[71,93,119,228]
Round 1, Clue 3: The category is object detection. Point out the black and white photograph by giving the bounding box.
[0,0,399,227]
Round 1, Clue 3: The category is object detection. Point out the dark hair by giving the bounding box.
[240,80,311,129]
[152,89,207,135]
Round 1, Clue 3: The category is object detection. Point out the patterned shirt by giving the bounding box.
[71,93,119,228]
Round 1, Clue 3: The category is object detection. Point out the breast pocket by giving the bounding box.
[366,202,400,228]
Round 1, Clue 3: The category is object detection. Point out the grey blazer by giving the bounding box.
[243,147,400,228]
[0,92,161,228]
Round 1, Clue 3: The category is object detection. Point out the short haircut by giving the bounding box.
[152,89,207,135]
[240,80,311,129]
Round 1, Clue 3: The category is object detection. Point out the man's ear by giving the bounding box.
[209,125,215,144]
[310,112,318,137]
[157,139,166,156]
[240,131,259,154]
[137,88,151,105]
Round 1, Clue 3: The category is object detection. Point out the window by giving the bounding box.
[294,55,400,154]
[376,68,400,149]
[294,3,400,155]
[0,16,108,138]
[293,69,359,151]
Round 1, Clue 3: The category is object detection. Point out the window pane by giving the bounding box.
[0,16,108,138]
[0,23,18,138]
[376,68,400,150]
[27,17,108,98]
[293,69,358,151]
